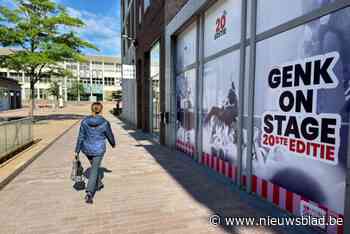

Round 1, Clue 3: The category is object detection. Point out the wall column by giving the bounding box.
[90,60,93,100]
[102,61,105,102]
[21,72,26,101]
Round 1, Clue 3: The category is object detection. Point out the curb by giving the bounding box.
[0,120,81,191]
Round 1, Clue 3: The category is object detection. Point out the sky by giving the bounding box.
[1,0,121,57]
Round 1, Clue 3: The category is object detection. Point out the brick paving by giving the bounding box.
[0,112,318,234]
[0,102,103,119]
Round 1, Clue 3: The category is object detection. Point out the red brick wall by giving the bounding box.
[165,0,189,25]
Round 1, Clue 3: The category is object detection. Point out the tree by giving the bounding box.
[0,0,98,117]
[48,80,60,108]
[67,79,85,101]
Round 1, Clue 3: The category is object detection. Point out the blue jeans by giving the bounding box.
[86,156,103,195]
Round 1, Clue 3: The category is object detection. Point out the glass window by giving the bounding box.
[104,77,115,86]
[204,0,242,57]
[122,64,135,79]
[66,64,78,70]
[144,0,150,11]
[80,77,90,84]
[246,0,251,39]
[80,62,90,70]
[257,0,334,34]
[202,50,240,165]
[150,42,160,78]
[253,7,350,216]
[25,88,30,100]
[116,64,122,72]
[139,4,142,24]
[92,78,103,85]
[176,69,196,154]
[176,21,197,73]
[43,89,49,99]
[150,41,161,137]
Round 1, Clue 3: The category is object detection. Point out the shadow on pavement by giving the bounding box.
[116,118,318,234]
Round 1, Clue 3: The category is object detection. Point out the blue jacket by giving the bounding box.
[75,115,116,157]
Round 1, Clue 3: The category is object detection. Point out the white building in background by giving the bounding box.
[0,48,122,102]
[121,64,137,125]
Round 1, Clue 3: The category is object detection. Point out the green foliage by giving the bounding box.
[48,80,60,100]
[68,79,85,99]
[0,0,98,86]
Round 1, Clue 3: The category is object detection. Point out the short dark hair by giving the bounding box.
[91,102,103,114]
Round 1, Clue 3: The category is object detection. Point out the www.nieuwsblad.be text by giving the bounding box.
[209,215,343,228]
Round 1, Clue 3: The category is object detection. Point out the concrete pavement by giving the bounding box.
[0,103,96,189]
[0,112,319,234]
[0,119,79,189]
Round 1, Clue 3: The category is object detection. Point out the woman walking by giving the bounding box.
[75,102,116,204]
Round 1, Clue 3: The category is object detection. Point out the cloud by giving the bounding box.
[66,7,121,57]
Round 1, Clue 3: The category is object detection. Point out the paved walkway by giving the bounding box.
[0,118,78,188]
[0,113,318,234]
[0,103,95,189]
[0,102,108,119]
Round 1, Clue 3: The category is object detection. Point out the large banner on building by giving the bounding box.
[256,0,332,34]
[251,7,350,228]
[202,51,240,180]
[175,20,197,156]
[176,69,196,156]
[204,0,242,57]
[176,22,197,73]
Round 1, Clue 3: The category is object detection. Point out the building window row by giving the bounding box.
[104,77,115,86]
[1,62,121,86]
[91,70,103,78]
[92,78,103,85]
[66,64,78,70]
[80,77,90,84]
[92,61,103,65]
[0,72,7,78]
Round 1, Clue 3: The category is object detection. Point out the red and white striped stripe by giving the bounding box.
[251,175,344,234]
[201,153,237,182]
[176,145,343,234]
[176,140,195,158]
